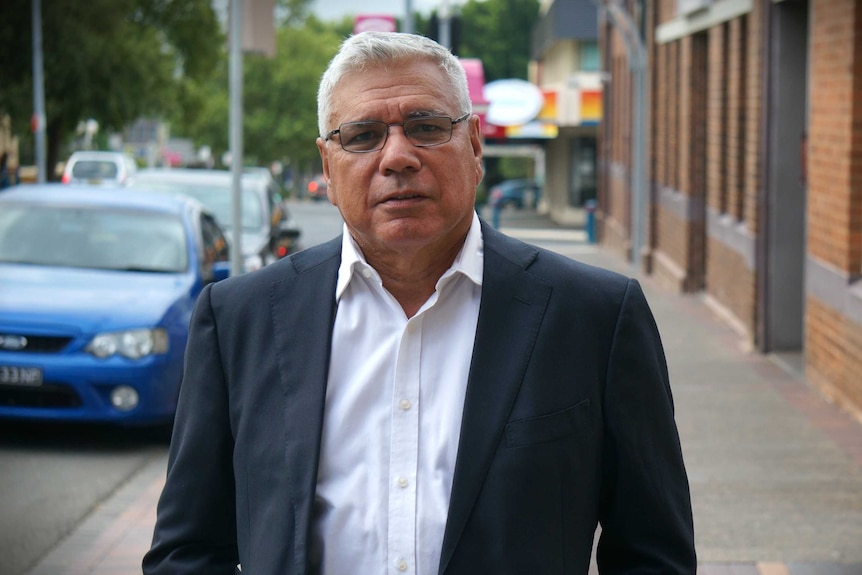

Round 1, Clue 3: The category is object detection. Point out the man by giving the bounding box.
[144,32,695,574]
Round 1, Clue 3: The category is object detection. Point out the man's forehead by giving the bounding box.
[335,59,443,90]
[330,62,454,121]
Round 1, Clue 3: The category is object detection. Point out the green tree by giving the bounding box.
[0,0,221,178]
[457,0,539,82]
[170,13,345,177]
[243,17,344,169]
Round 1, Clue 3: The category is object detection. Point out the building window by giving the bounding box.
[580,41,600,72]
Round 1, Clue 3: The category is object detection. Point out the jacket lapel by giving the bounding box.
[438,224,553,574]
[268,237,341,572]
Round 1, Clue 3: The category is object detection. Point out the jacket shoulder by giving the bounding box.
[481,221,632,296]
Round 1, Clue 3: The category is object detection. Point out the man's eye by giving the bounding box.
[346,127,383,144]
[411,121,445,133]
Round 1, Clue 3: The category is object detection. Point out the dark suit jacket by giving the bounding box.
[144,221,696,574]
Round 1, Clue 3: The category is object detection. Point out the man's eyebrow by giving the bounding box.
[405,110,448,118]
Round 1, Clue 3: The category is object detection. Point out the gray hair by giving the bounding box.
[317,32,472,138]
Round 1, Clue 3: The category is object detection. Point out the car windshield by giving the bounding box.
[71,160,119,180]
[133,180,264,232]
[0,204,188,272]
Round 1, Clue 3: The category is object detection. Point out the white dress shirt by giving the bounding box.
[312,212,483,575]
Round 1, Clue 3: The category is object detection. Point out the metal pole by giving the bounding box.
[439,0,451,50]
[229,0,244,276]
[32,0,47,183]
[404,0,414,34]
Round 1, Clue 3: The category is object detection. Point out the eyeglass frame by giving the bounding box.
[324,113,471,153]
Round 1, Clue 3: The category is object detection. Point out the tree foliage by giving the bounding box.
[457,0,539,82]
[242,17,344,168]
[167,13,345,173]
[420,0,539,82]
[0,0,221,177]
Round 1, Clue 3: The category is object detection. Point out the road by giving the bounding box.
[0,199,344,575]
[0,421,167,575]
[289,198,344,249]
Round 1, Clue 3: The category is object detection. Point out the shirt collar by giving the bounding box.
[335,211,484,301]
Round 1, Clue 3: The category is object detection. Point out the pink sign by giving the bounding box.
[353,14,397,34]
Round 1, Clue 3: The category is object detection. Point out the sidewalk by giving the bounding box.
[26,207,862,575]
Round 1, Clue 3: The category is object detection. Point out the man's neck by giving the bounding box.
[364,237,466,319]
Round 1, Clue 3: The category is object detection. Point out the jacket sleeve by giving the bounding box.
[597,279,697,573]
[143,282,240,574]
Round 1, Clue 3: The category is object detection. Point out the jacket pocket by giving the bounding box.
[505,399,590,448]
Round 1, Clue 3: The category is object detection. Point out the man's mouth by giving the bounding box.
[382,193,423,203]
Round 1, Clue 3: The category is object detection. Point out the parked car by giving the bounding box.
[0,184,230,426]
[307,174,328,201]
[244,166,285,201]
[488,178,542,210]
[61,151,138,186]
[132,168,301,271]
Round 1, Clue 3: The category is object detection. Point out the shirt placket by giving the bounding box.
[387,314,422,574]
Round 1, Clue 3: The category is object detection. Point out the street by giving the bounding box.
[0,420,166,575]
[6,203,862,575]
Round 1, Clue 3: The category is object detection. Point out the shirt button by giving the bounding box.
[399,399,411,410]
[362,269,372,279]
[396,559,408,571]
[397,476,409,488]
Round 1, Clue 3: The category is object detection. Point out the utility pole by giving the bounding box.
[229,0,244,277]
[439,0,451,50]
[404,0,414,34]
[32,0,47,183]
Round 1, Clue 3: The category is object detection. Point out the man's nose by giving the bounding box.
[378,126,421,173]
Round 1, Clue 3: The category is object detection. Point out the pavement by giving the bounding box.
[23,206,862,575]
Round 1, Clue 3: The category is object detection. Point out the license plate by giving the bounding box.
[0,366,43,386]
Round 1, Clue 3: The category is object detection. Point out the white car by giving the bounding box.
[61,151,138,186]
[131,168,302,273]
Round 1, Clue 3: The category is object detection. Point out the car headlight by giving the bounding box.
[85,329,169,359]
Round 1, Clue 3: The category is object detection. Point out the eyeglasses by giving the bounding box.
[325,113,470,153]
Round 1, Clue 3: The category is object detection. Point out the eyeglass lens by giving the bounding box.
[339,116,455,152]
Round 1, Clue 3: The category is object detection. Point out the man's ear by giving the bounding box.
[317,138,337,206]
[316,137,330,181]
[469,115,484,186]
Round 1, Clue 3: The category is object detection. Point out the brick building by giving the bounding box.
[597,0,862,421]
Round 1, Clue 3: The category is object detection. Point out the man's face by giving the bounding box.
[317,59,483,259]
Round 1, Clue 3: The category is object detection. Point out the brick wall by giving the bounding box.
[598,0,862,418]
[598,20,634,259]
[700,14,757,340]
[706,24,726,214]
[706,234,756,336]
[807,298,862,422]
[727,17,747,222]
[651,30,709,294]
[653,37,687,285]
[743,3,762,235]
[806,0,862,421]
[808,0,860,273]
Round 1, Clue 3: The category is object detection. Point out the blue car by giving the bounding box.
[0,185,230,426]
[488,179,542,210]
